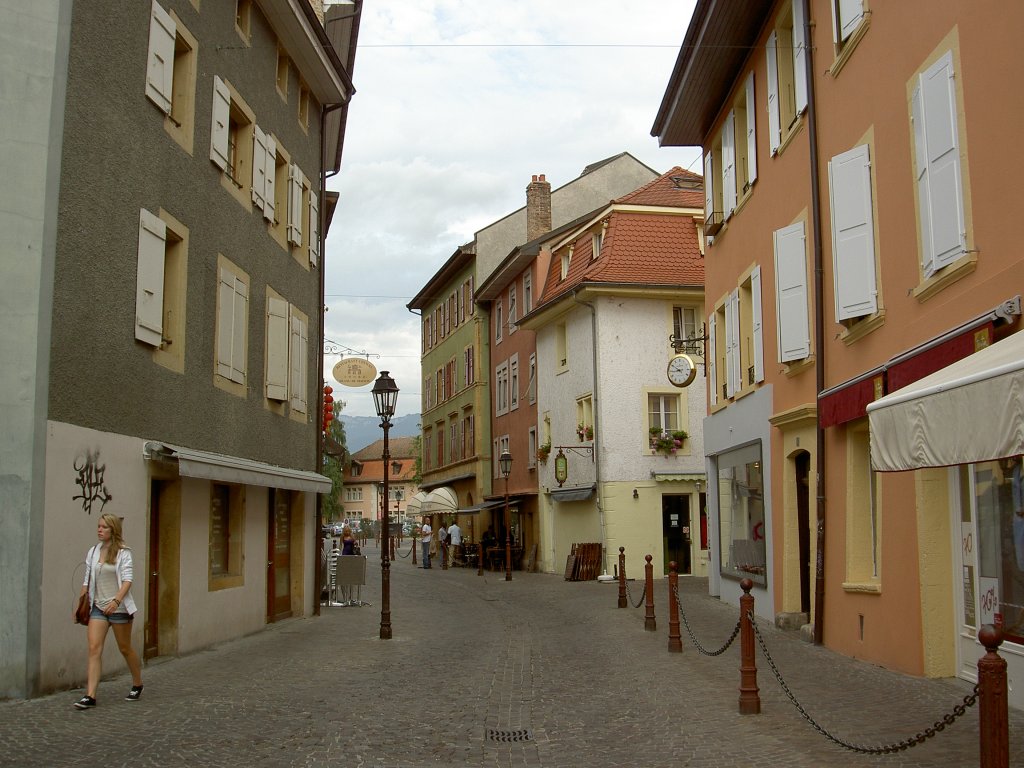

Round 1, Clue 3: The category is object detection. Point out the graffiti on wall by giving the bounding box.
[73,450,113,515]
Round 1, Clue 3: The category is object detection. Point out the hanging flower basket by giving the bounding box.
[649,429,688,456]
[577,423,594,441]
[536,442,551,463]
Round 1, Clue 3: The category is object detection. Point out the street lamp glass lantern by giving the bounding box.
[371,370,399,419]
[499,450,512,478]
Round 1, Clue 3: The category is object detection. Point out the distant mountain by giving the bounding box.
[340,413,421,454]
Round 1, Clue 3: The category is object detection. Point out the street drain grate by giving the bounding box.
[487,728,534,743]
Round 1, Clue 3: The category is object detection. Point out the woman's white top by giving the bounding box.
[83,544,137,615]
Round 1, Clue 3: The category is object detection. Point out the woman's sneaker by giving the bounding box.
[125,685,144,701]
[74,696,96,709]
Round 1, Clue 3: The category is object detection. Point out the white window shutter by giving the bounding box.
[919,52,965,273]
[287,164,303,246]
[707,313,717,407]
[135,208,166,346]
[210,76,230,170]
[911,85,934,278]
[703,152,714,219]
[766,31,781,155]
[308,190,320,267]
[252,125,267,210]
[774,222,811,362]
[828,144,877,320]
[263,134,276,223]
[216,269,235,379]
[745,73,757,185]
[265,297,289,400]
[835,0,864,42]
[230,277,247,384]
[725,291,737,396]
[721,113,736,219]
[289,314,308,413]
[145,1,175,114]
[793,0,808,114]
[751,266,764,383]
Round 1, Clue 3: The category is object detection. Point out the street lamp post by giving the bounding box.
[500,451,512,582]
[372,371,399,640]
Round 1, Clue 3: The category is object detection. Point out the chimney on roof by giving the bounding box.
[526,174,552,242]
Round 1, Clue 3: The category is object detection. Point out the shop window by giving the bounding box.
[717,443,766,586]
[209,482,244,589]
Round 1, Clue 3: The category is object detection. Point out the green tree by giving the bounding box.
[321,399,348,523]
[411,432,422,487]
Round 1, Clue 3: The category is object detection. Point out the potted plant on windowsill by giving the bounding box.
[577,423,593,442]
[536,441,551,463]
[650,428,688,456]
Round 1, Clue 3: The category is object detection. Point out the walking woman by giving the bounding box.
[74,513,144,709]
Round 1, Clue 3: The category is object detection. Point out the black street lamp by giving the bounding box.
[372,370,399,640]
[499,450,513,582]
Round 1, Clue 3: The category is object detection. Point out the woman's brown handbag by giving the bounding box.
[74,594,90,625]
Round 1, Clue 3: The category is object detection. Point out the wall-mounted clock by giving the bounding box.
[667,353,697,388]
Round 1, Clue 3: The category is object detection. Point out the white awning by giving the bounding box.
[421,486,459,514]
[144,442,332,493]
[405,491,429,516]
[867,330,1024,471]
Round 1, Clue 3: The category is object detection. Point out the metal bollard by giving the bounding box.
[644,554,656,631]
[668,561,682,652]
[738,578,760,714]
[978,624,1009,768]
[442,541,448,570]
[618,547,627,608]
[412,536,417,565]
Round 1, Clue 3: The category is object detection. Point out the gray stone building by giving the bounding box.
[1,0,360,698]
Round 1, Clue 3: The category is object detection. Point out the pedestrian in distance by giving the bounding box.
[420,517,432,568]
[448,520,462,565]
[341,525,358,556]
[437,522,448,566]
[74,513,144,710]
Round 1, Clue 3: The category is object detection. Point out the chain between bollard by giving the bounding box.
[396,540,414,559]
[623,580,647,609]
[746,611,979,754]
[671,583,740,656]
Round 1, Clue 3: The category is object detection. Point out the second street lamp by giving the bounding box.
[371,370,399,640]
[500,450,512,582]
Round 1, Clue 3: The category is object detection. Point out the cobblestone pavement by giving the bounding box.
[2,542,1022,768]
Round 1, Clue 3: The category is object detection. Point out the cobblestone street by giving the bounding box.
[2,542,1022,768]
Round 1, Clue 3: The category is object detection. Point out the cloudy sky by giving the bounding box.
[322,0,701,417]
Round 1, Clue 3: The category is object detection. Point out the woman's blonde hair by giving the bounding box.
[342,526,352,539]
[99,513,127,564]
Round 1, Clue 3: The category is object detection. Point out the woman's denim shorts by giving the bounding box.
[89,605,133,624]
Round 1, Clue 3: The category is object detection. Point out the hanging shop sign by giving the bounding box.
[332,358,378,387]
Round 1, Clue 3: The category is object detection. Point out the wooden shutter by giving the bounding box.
[210,76,230,170]
[916,52,965,276]
[308,190,319,266]
[263,134,276,223]
[135,209,166,346]
[745,73,757,186]
[722,112,736,219]
[834,0,864,43]
[252,125,268,210]
[707,313,717,407]
[726,289,740,396]
[289,313,308,412]
[793,0,808,114]
[145,0,175,114]
[774,222,810,362]
[703,152,714,219]
[287,164,303,246]
[217,268,246,383]
[265,297,289,400]
[766,31,781,155]
[828,144,877,320]
[751,266,764,383]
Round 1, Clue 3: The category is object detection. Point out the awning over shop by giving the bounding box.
[421,486,459,514]
[405,491,429,516]
[143,442,332,493]
[651,472,706,484]
[550,484,596,503]
[456,499,505,515]
[867,330,1024,471]
[818,367,885,428]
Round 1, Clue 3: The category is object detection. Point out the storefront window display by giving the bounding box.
[966,455,1024,645]
[717,442,766,586]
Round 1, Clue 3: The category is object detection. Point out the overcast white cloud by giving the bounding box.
[323,0,700,417]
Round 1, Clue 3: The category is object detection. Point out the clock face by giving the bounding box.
[667,354,696,388]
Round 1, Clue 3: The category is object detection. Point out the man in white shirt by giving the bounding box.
[448,521,462,565]
[420,518,432,569]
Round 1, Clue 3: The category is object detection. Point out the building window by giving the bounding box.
[523,271,532,314]
[510,355,519,409]
[235,0,252,42]
[845,422,881,585]
[592,231,603,259]
[647,393,681,443]
[276,48,289,100]
[449,421,458,463]
[436,367,445,403]
[717,443,766,586]
[773,221,810,363]
[495,300,503,342]
[766,0,808,156]
[134,209,187,365]
[576,394,594,440]
[831,0,867,66]
[555,323,568,371]
[495,361,509,416]
[146,3,198,153]
[528,353,537,404]
[740,267,764,385]
[464,345,475,386]
[251,126,276,224]
[463,413,475,459]
[264,296,308,415]
[344,487,363,502]
[528,427,537,469]
[215,259,248,390]
[423,433,431,470]
[436,423,445,466]
[297,81,310,130]
[210,482,244,587]
[560,246,572,280]
[508,285,517,330]
[672,306,699,355]
[829,144,879,322]
[210,77,256,210]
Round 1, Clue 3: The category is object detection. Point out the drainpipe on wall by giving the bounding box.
[801,0,828,646]
[573,289,607,575]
